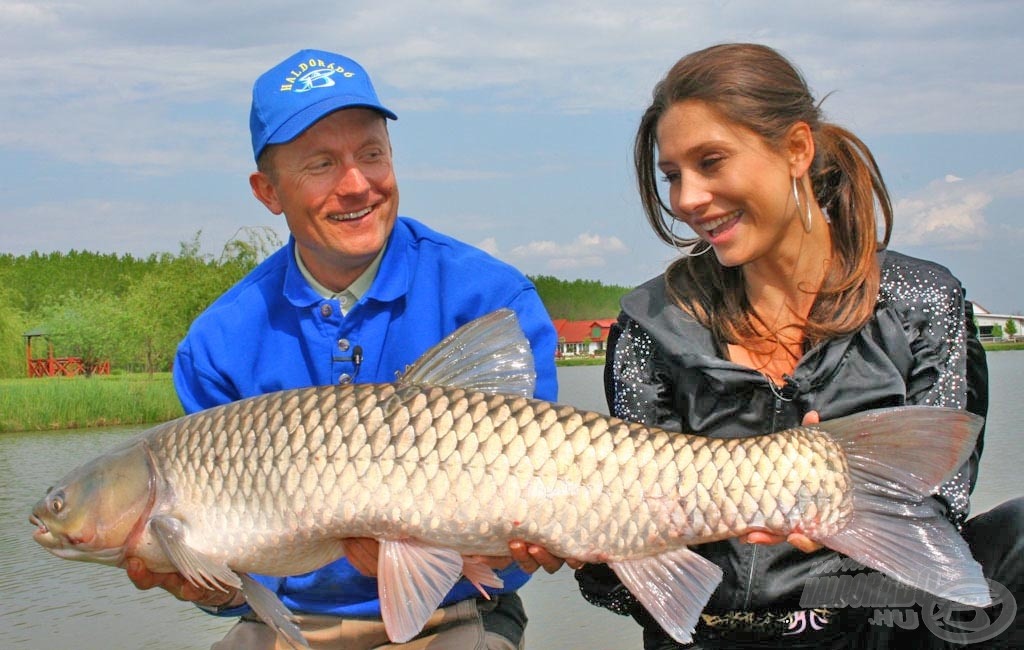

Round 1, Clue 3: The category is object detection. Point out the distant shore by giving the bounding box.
[3,346,1020,433]
[0,373,181,433]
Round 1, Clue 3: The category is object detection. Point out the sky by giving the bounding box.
[2,1,1023,312]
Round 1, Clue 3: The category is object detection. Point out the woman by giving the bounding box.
[575,43,1022,649]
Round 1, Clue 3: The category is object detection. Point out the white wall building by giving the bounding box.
[971,302,1024,340]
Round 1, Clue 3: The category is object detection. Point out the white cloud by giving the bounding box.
[894,191,989,248]
[502,232,630,273]
[476,237,499,256]
[891,170,1024,248]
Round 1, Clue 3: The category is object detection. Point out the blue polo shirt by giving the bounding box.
[173,216,558,617]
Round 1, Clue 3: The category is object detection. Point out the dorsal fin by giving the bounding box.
[396,308,536,397]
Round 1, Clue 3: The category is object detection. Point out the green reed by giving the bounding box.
[0,374,183,433]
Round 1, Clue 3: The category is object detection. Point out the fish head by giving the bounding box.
[30,440,156,567]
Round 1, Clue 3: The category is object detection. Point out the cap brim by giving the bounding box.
[260,96,398,154]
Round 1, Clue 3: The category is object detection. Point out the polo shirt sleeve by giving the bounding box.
[173,335,239,414]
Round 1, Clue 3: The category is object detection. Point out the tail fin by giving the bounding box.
[816,406,991,607]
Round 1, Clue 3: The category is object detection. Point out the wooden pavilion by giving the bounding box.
[23,328,109,377]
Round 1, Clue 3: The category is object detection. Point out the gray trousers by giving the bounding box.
[211,593,526,650]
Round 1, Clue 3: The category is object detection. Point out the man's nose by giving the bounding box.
[336,165,371,195]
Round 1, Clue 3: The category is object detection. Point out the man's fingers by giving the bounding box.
[343,538,380,576]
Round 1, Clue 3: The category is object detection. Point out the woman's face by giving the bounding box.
[656,100,805,269]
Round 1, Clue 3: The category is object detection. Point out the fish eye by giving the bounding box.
[49,491,65,515]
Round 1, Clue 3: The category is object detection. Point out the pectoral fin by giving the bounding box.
[148,515,241,591]
[378,539,464,643]
[461,557,504,598]
[239,573,308,649]
[609,547,723,644]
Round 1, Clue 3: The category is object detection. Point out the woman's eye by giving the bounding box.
[700,156,724,171]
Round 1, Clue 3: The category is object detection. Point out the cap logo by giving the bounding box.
[279,58,356,93]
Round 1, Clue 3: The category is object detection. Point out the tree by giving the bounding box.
[991,323,1003,339]
[121,228,281,374]
[42,289,125,376]
[0,285,27,378]
[1005,319,1018,338]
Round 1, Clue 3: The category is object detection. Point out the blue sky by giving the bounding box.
[2,1,1023,312]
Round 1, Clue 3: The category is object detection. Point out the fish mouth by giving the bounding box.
[30,513,60,549]
[30,514,123,563]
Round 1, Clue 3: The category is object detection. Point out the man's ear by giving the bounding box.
[785,121,815,178]
[250,171,283,215]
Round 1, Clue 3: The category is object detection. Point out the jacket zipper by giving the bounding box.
[742,385,785,609]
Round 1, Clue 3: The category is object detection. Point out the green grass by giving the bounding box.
[982,341,1024,352]
[555,356,606,367]
[0,373,183,433]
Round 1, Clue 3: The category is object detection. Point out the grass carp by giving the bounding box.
[30,309,989,646]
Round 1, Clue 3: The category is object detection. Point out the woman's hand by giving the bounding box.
[738,410,825,554]
[508,540,585,574]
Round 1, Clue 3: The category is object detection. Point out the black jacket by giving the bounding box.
[576,251,988,648]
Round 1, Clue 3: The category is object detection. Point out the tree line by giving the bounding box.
[0,229,282,378]
[0,234,632,379]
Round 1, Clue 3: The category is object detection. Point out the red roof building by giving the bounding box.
[553,318,615,358]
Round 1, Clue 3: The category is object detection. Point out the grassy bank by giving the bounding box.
[982,341,1024,352]
[556,356,605,367]
[0,373,182,433]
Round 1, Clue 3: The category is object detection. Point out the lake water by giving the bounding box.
[3,354,1022,649]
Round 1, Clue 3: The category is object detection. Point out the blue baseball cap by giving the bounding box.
[250,49,397,160]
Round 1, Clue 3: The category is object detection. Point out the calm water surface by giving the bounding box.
[3,356,1022,649]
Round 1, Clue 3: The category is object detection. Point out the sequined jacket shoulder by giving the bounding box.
[608,250,974,438]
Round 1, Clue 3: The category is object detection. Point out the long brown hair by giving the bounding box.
[636,43,892,347]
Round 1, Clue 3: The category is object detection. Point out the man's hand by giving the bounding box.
[343,538,381,576]
[344,537,583,576]
[125,558,243,608]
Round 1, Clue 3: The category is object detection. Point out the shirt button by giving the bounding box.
[340,295,349,306]
[338,373,352,384]
[338,339,350,351]
[320,304,333,317]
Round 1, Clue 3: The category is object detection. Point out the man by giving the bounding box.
[127,48,558,649]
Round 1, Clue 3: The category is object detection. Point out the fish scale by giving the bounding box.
[142,381,854,567]
[31,309,989,648]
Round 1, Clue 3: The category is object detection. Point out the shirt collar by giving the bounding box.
[293,241,386,311]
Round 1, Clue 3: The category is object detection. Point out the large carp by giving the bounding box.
[30,309,989,646]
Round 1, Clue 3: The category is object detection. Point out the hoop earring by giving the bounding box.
[668,217,711,257]
[792,176,812,233]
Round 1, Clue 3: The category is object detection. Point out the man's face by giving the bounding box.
[251,108,399,291]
